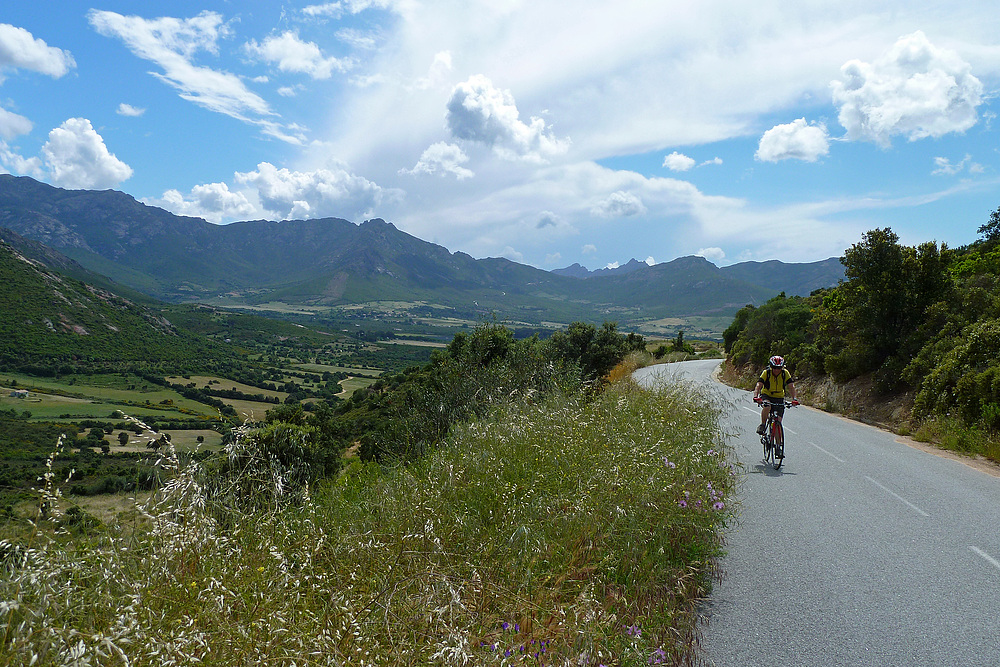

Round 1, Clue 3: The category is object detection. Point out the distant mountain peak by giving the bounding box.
[552,257,651,279]
[551,262,591,278]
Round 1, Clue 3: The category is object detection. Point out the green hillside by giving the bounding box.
[0,242,231,371]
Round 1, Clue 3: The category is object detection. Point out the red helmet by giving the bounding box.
[769,355,785,369]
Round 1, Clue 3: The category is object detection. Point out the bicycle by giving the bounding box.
[753,397,797,470]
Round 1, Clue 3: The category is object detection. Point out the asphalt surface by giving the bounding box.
[634,360,1000,667]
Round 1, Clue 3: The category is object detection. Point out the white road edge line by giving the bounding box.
[865,477,930,517]
[970,546,1000,572]
[810,441,845,463]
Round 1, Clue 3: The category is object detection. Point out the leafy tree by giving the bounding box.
[835,229,951,390]
[838,228,909,366]
[266,402,306,425]
[723,305,754,354]
[728,293,814,370]
[336,320,640,463]
[546,321,644,383]
[977,205,1000,245]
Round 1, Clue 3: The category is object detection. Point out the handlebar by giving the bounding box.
[753,397,799,407]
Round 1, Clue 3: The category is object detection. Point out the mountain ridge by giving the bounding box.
[0,175,844,329]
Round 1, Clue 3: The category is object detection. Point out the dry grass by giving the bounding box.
[0,383,736,666]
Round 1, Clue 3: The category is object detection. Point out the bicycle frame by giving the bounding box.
[756,397,794,470]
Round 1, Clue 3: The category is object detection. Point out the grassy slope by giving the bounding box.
[0,377,735,666]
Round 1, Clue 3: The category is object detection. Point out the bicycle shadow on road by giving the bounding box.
[749,462,796,477]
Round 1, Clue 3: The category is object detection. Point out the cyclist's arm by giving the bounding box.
[787,380,799,403]
[753,379,764,400]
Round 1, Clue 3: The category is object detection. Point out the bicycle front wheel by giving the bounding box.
[772,422,784,470]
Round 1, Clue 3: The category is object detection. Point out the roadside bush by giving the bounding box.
[204,421,326,516]
[347,320,642,464]
[912,318,1000,426]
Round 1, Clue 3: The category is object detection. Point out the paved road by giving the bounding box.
[635,360,1000,667]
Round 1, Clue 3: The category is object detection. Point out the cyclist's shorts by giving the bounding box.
[762,397,785,417]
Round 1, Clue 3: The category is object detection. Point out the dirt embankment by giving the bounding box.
[719,359,913,431]
[793,374,914,432]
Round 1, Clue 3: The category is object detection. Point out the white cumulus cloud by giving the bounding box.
[234,161,390,220]
[590,191,647,218]
[831,31,983,146]
[756,118,830,162]
[446,74,568,162]
[245,31,350,79]
[696,247,726,264]
[400,142,474,180]
[0,23,75,79]
[0,141,43,178]
[154,182,257,223]
[500,246,523,262]
[0,106,32,140]
[117,103,146,117]
[663,151,696,171]
[41,118,133,189]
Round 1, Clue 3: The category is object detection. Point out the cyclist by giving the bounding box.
[754,355,799,436]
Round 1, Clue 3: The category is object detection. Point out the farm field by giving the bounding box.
[165,375,287,400]
[337,376,378,397]
[223,398,280,421]
[164,375,291,419]
[0,374,220,421]
[634,315,731,339]
[73,427,223,456]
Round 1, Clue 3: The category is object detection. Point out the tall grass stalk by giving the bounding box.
[1,380,735,666]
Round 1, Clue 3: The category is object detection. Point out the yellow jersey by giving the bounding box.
[758,368,792,398]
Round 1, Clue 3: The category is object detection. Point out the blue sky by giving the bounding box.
[2,1,999,271]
